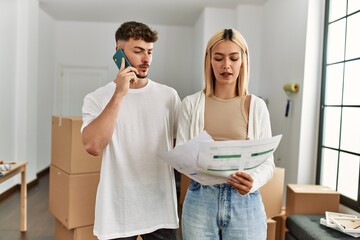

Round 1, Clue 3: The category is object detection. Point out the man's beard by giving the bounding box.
[136,73,148,79]
[135,64,149,79]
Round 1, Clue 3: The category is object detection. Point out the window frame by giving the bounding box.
[317,0,360,212]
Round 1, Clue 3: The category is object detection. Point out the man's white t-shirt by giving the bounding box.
[81,80,180,240]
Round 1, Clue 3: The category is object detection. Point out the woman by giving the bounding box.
[176,29,274,239]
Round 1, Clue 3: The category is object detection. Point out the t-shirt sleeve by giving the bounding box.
[81,95,102,133]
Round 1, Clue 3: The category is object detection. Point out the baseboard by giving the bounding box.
[37,166,50,178]
[0,166,49,202]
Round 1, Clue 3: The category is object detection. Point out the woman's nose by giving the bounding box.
[223,59,230,69]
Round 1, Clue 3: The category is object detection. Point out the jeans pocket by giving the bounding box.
[188,180,201,191]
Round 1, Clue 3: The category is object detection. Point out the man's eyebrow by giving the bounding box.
[133,46,153,51]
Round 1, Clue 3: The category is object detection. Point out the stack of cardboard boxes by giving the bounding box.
[49,116,102,240]
[259,168,286,240]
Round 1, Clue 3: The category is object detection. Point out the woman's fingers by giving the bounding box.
[227,171,253,195]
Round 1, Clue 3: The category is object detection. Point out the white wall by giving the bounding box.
[298,0,325,184]
[0,0,39,194]
[145,25,195,100]
[0,0,18,193]
[38,10,55,172]
[192,11,206,93]
[19,0,39,187]
[202,8,237,45]
[236,5,263,95]
[260,0,310,187]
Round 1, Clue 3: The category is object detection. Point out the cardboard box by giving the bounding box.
[272,209,286,240]
[55,220,97,240]
[267,218,276,240]
[260,168,285,219]
[49,165,100,229]
[51,116,102,174]
[286,184,340,216]
[55,219,144,240]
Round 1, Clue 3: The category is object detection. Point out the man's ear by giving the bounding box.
[116,40,125,51]
[115,42,121,51]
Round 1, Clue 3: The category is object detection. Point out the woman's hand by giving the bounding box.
[227,171,253,195]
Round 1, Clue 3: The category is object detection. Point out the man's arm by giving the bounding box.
[82,92,124,156]
[82,58,139,156]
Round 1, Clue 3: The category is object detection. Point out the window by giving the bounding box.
[317,0,360,212]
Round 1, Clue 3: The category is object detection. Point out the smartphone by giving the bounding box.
[113,48,132,69]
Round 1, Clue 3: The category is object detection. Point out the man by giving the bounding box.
[81,21,180,240]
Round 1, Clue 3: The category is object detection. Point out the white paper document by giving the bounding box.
[158,131,282,185]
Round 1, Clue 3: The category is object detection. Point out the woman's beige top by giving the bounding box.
[204,95,248,141]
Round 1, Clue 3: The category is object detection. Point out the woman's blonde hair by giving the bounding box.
[204,29,250,97]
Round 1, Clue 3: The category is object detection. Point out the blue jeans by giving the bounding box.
[181,181,267,240]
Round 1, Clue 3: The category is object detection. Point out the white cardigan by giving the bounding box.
[176,91,275,192]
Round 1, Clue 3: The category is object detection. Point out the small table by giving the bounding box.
[0,161,27,232]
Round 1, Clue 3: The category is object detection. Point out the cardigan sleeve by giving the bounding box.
[248,96,275,193]
[176,96,193,146]
[176,91,205,146]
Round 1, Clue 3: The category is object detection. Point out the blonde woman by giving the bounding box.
[176,29,274,240]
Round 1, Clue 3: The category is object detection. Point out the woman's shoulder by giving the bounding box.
[249,94,267,105]
[182,90,204,103]
[249,94,269,113]
[180,91,204,113]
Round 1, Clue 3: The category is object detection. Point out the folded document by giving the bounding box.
[159,131,282,185]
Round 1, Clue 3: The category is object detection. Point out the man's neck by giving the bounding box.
[130,78,148,89]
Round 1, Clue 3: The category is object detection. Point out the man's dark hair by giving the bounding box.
[115,21,158,43]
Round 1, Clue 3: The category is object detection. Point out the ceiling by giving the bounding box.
[39,0,267,26]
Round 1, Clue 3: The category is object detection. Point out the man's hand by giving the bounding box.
[227,171,254,195]
[114,58,139,96]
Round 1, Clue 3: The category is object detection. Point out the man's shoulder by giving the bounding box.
[150,80,174,90]
[150,80,178,96]
[86,82,114,99]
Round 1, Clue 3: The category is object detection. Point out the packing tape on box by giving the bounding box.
[283,83,299,93]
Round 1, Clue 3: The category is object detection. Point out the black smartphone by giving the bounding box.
[113,49,132,69]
